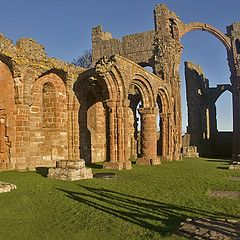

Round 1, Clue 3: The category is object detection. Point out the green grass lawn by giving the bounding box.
[0,157,239,240]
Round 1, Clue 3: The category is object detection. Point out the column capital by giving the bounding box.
[138,107,158,115]
[104,100,116,108]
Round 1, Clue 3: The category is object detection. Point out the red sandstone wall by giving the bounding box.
[29,73,68,167]
[0,61,16,170]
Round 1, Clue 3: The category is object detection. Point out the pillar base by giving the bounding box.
[103,161,132,170]
[123,160,132,170]
[0,162,6,171]
[136,157,161,165]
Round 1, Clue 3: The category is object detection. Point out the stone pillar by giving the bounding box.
[67,95,80,160]
[103,100,132,170]
[232,84,240,159]
[136,108,161,165]
[123,100,132,170]
[227,23,240,159]
[103,101,121,169]
[73,97,80,159]
[160,112,170,160]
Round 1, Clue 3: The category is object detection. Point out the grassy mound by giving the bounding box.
[0,157,239,240]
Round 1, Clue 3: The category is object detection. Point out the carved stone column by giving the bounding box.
[123,100,132,170]
[136,108,161,165]
[160,112,170,160]
[103,100,130,170]
[103,100,117,168]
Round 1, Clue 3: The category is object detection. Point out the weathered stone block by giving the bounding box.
[48,160,93,181]
[103,162,123,170]
[229,164,240,170]
[56,160,85,169]
[182,146,199,158]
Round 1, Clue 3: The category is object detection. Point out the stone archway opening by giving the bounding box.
[128,85,142,161]
[75,75,108,164]
[213,90,233,157]
[216,90,233,132]
[156,96,162,157]
[181,29,232,157]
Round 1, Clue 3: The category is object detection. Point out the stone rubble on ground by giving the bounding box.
[47,159,93,181]
[229,161,240,170]
[177,218,240,240]
[0,181,17,193]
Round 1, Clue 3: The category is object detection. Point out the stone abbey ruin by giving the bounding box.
[0,4,239,171]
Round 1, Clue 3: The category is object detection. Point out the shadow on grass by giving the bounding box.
[217,166,230,170]
[85,163,103,169]
[57,186,238,237]
[206,158,232,163]
[35,167,49,177]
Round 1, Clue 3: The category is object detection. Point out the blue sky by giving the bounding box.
[0,0,239,132]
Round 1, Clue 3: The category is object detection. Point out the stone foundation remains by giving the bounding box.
[47,160,93,181]
[229,161,240,170]
[0,181,17,193]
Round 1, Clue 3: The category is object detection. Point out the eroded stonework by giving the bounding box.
[0,4,239,171]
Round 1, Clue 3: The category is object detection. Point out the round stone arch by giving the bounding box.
[156,86,171,114]
[129,74,155,108]
[0,54,14,77]
[101,65,126,103]
[180,22,231,51]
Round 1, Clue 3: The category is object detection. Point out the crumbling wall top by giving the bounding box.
[92,25,112,43]
[0,34,85,80]
[185,61,205,77]
[16,38,46,61]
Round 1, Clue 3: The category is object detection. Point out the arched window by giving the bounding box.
[216,90,233,131]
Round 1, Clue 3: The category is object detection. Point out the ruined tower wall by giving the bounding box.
[92,26,155,66]
[184,61,209,146]
[185,61,233,157]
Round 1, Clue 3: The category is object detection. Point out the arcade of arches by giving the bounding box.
[0,4,239,171]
